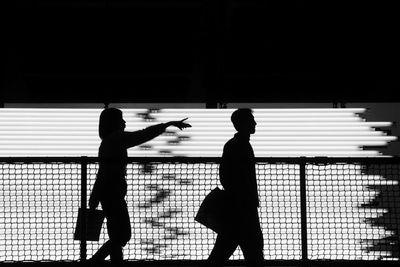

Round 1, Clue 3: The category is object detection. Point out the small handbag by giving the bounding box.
[195,187,227,233]
[74,208,105,241]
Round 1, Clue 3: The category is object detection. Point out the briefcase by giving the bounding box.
[195,187,227,233]
[74,208,105,241]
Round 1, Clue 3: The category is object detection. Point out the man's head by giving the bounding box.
[98,108,126,140]
[231,108,257,134]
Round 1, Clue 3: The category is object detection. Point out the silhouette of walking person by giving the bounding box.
[207,108,264,267]
[88,108,191,265]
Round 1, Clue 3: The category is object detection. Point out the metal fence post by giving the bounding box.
[299,157,308,265]
[80,157,88,261]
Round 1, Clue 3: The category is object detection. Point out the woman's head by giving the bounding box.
[98,108,126,139]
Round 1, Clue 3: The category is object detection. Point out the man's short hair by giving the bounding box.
[231,108,253,131]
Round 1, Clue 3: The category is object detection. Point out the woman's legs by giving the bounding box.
[90,198,131,263]
[90,239,123,262]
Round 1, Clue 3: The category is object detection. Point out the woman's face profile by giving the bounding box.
[118,116,126,131]
[99,108,126,139]
[112,111,126,132]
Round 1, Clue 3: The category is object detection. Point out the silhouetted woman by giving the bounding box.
[88,108,190,264]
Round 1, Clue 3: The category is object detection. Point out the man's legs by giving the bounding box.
[207,232,238,267]
[90,240,112,261]
[238,208,264,267]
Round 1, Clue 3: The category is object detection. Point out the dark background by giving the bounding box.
[2,0,400,105]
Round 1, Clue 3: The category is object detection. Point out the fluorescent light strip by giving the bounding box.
[146,140,390,146]
[0,108,367,112]
[185,130,384,136]
[0,136,394,141]
[190,122,392,127]
[0,109,362,114]
[0,122,392,127]
[0,126,376,131]
[0,150,381,157]
[0,145,363,151]
[185,136,396,141]
[0,139,389,146]
[153,113,361,118]
[133,145,364,151]
[0,113,362,118]
[0,135,395,141]
[156,108,367,113]
[155,117,364,122]
[0,131,385,136]
[0,117,364,122]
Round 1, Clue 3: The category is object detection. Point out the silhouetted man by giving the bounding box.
[207,108,264,267]
[88,108,190,265]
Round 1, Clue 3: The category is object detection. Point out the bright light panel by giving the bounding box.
[0,108,396,157]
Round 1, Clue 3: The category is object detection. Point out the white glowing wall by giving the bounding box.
[0,108,397,157]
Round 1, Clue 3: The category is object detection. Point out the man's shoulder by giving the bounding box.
[223,137,243,157]
[223,137,237,149]
[225,136,236,144]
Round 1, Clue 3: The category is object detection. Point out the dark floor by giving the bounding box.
[0,260,399,267]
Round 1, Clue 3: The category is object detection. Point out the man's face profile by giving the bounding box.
[236,113,257,135]
[247,114,257,134]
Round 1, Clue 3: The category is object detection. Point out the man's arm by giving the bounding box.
[219,142,238,192]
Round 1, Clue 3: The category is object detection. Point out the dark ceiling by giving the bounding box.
[2,0,400,105]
